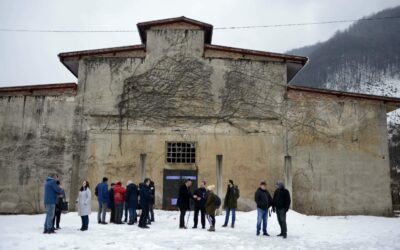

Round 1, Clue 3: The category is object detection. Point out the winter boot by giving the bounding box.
[208,226,215,232]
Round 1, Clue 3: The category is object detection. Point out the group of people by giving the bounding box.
[43,174,291,238]
[176,179,239,232]
[177,178,290,237]
[98,177,155,228]
[43,174,156,234]
[43,174,65,234]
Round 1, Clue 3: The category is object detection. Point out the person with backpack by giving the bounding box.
[108,183,115,223]
[95,177,109,224]
[255,181,273,236]
[125,180,139,225]
[272,181,291,239]
[52,180,65,230]
[205,184,220,232]
[177,179,192,229]
[222,179,240,228]
[113,181,126,224]
[192,180,208,229]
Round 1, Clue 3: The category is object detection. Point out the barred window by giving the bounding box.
[166,142,196,163]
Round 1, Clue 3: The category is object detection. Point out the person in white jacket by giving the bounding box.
[77,180,91,231]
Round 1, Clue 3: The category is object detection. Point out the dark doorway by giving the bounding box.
[162,169,198,210]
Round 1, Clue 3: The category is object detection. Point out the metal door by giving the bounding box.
[162,169,198,210]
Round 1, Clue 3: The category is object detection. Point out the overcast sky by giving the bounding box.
[0,0,399,87]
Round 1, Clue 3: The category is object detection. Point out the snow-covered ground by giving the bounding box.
[0,210,399,250]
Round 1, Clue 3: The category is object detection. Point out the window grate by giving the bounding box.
[166,142,196,164]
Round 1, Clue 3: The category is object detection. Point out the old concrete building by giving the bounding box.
[1,17,399,215]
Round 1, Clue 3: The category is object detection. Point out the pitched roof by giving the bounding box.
[58,16,306,79]
[137,16,213,44]
[288,85,400,112]
[0,83,77,96]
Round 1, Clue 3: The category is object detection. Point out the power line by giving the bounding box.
[0,15,399,33]
[214,15,400,30]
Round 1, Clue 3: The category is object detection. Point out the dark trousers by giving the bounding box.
[52,210,61,228]
[128,207,137,223]
[193,206,205,228]
[110,206,115,223]
[81,215,89,230]
[139,204,149,227]
[148,204,154,222]
[115,202,124,223]
[124,202,128,222]
[277,208,287,235]
[179,209,187,228]
[207,214,215,227]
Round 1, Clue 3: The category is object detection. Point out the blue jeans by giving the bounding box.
[128,207,137,223]
[256,208,268,234]
[224,208,236,226]
[98,202,107,223]
[44,204,55,230]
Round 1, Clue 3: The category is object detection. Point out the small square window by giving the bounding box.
[166,142,196,164]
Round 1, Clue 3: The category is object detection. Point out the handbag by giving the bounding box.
[61,200,69,214]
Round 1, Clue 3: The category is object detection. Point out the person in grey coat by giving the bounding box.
[77,180,91,231]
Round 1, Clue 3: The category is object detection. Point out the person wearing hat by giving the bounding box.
[205,184,217,232]
[254,181,273,236]
[272,181,291,239]
[222,179,240,228]
[177,179,192,229]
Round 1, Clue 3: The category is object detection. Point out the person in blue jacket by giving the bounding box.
[43,174,63,234]
[138,178,152,229]
[95,177,109,224]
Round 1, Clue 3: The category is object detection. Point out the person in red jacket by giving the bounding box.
[113,182,126,224]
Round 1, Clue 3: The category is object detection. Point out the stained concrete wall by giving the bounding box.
[287,90,393,216]
[73,27,288,211]
[0,22,394,215]
[0,95,76,213]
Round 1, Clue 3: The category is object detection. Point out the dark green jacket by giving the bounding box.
[224,185,240,209]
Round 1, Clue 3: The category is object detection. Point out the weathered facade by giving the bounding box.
[0,17,399,215]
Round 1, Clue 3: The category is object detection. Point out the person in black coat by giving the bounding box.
[148,180,155,223]
[138,178,153,228]
[52,181,65,230]
[254,181,272,236]
[192,180,207,229]
[272,181,291,239]
[176,179,192,229]
[108,183,116,223]
[125,181,139,225]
